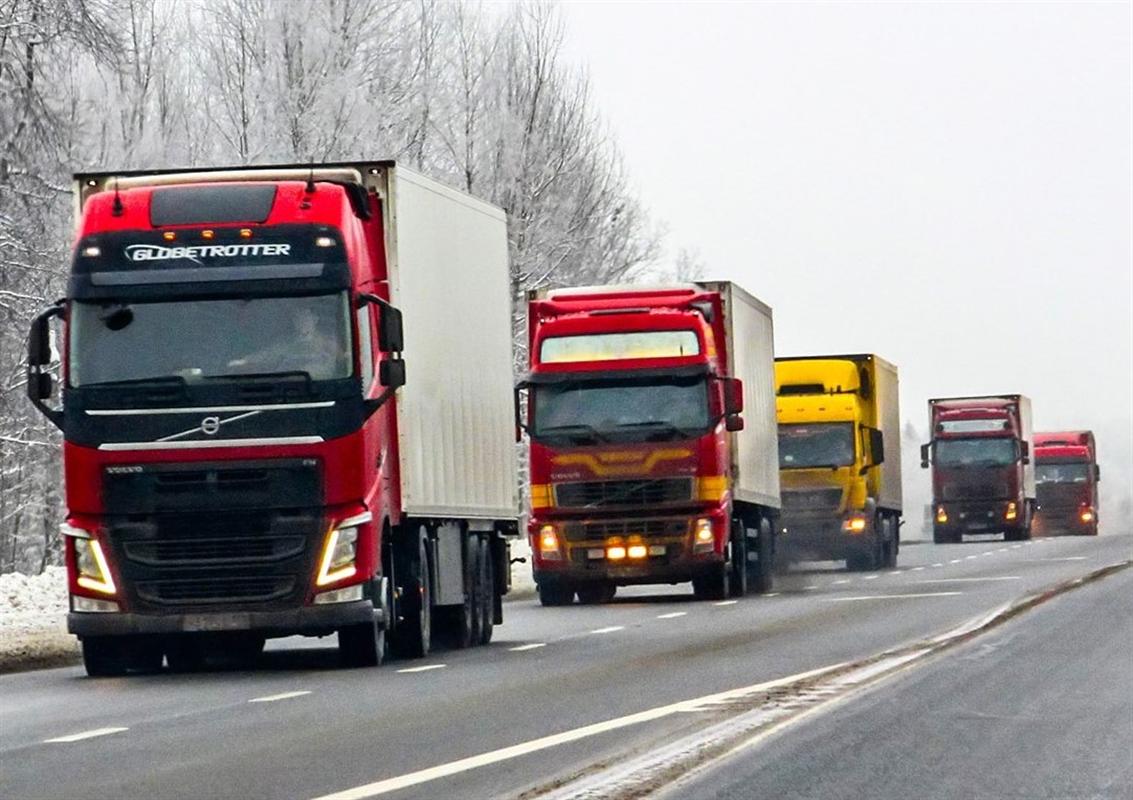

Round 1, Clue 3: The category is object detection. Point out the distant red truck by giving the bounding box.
[921,395,1035,543]
[1033,431,1100,536]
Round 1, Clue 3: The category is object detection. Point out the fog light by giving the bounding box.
[935,506,948,524]
[1080,509,1094,523]
[587,548,605,560]
[607,546,627,560]
[72,596,119,613]
[648,545,666,556]
[1004,501,1018,522]
[538,525,562,561]
[843,516,867,534]
[627,544,648,559]
[314,584,364,604]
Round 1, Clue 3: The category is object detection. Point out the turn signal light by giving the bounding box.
[1004,502,1018,522]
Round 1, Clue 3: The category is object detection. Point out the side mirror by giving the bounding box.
[725,415,744,432]
[1095,464,1101,482]
[514,385,530,442]
[869,427,884,466]
[919,443,930,469]
[28,314,53,366]
[1019,440,1030,465]
[723,378,744,415]
[378,305,403,353]
[26,302,64,429]
[379,358,405,388]
[29,373,54,401]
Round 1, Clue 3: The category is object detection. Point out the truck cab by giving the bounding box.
[1034,431,1100,536]
[775,355,901,570]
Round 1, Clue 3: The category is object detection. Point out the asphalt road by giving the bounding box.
[1,532,1129,800]
[666,547,1133,800]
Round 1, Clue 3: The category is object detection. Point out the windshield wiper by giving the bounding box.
[206,370,313,383]
[83,375,187,389]
[537,423,610,444]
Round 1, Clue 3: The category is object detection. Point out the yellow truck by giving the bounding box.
[775,354,902,570]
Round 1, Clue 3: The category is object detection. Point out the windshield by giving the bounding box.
[778,423,855,468]
[531,375,709,444]
[69,293,352,386]
[1036,462,1090,484]
[934,437,1017,467]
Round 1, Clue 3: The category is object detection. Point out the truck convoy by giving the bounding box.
[1034,431,1100,536]
[921,395,1035,543]
[519,283,781,604]
[775,354,902,570]
[25,162,519,676]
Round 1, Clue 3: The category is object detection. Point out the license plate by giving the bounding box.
[183,613,251,632]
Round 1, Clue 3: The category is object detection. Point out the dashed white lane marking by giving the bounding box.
[981,552,995,557]
[823,592,963,602]
[509,643,547,652]
[1029,556,1088,562]
[911,566,926,572]
[714,599,741,605]
[764,592,780,597]
[832,579,851,585]
[862,575,879,581]
[932,563,945,568]
[249,690,312,703]
[44,727,128,743]
[948,559,963,564]
[397,664,447,674]
[803,586,820,592]
[307,663,845,800]
[965,555,979,560]
[886,570,902,576]
[590,626,626,634]
[996,548,1009,553]
[916,576,1021,584]
[656,612,687,619]
[1010,544,1023,549]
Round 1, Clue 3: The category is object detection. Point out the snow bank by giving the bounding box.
[0,567,79,672]
[509,536,536,599]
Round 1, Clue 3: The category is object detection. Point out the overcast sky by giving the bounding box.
[560,1,1132,499]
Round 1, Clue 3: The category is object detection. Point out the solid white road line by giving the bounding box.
[714,600,740,605]
[590,626,626,634]
[307,663,846,800]
[44,727,128,744]
[656,612,687,619]
[249,691,312,703]
[823,592,963,602]
[509,643,547,652]
[916,576,1020,584]
[397,664,447,674]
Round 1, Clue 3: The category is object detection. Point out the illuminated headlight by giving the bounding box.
[74,538,117,595]
[843,515,868,534]
[314,584,364,604]
[1080,509,1095,523]
[1004,502,1018,522]
[538,525,563,560]
[316,513,370,587]
[693,518,714,553]
[935,506,948,524]
[627,544,648,559]
[72,596,119,613]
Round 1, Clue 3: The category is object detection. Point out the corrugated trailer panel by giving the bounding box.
[704,281,780,509]
[387,168,518,518]
[1018,395,1035,500]
[871,356,903,512]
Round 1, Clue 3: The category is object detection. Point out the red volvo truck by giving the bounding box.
[518,283,781,604]
[26,162,519,676]
[920,395,1035,543]
[1033,431,1100,536]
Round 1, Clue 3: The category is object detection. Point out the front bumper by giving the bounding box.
[1034,507,1095,536]
[68,599,377,638]
[778,513,874,561]
[935,501,1018,534]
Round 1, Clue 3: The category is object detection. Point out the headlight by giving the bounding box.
[537,525,562,561]
[316,513,370,587]
[843,515,868,534]
[1004,501,1018,521]
[693,518,714,553]
[74,538,117,595]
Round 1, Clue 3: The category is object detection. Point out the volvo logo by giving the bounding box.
[200,416,221,435]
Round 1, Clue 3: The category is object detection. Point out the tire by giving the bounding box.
[478,538,495,645]
[932,525,949,545]
[390,527,432,659]
[165,636,207,673]
[730,520,748,598]
[81,636,129,678]
[577,583,616,605]
[881,517,898,569]
[748,519,775,594]
[692,563,729,601]
[537,581,575,606]
[339,614,385,668]
[439,534,480,648]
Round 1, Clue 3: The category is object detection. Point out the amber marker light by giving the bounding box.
[162,231,176,241]
[606,546,627,561]
[239,228,253,238]
[201,229,215,240]
[627,544,648,559]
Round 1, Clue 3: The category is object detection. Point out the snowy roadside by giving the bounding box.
[0,567,80,673]
[507,535,536,600]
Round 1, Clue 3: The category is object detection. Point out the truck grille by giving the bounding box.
[103,460,323,612]
[563,519,689,542]
[554,478,694,508]
[781,488,843,513]
[942,483,1009,501]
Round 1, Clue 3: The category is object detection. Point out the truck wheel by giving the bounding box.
[478,537,495,645]
[692,564,729,601]
[881,517,898,569]
[730,520,748,598]
[439,534,480,648]
[749,519,775,594]
[577,582,616,604]
[165,636,207,673]
[390,528,432,659]
[81,636,129,678]
[537,581,575,606]
[339,613,385,668]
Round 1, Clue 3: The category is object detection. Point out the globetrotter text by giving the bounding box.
[123,243,292,262]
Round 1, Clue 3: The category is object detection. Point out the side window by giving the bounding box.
[357,306,375,393]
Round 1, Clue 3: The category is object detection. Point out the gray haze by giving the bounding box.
[562,1,1132,522]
